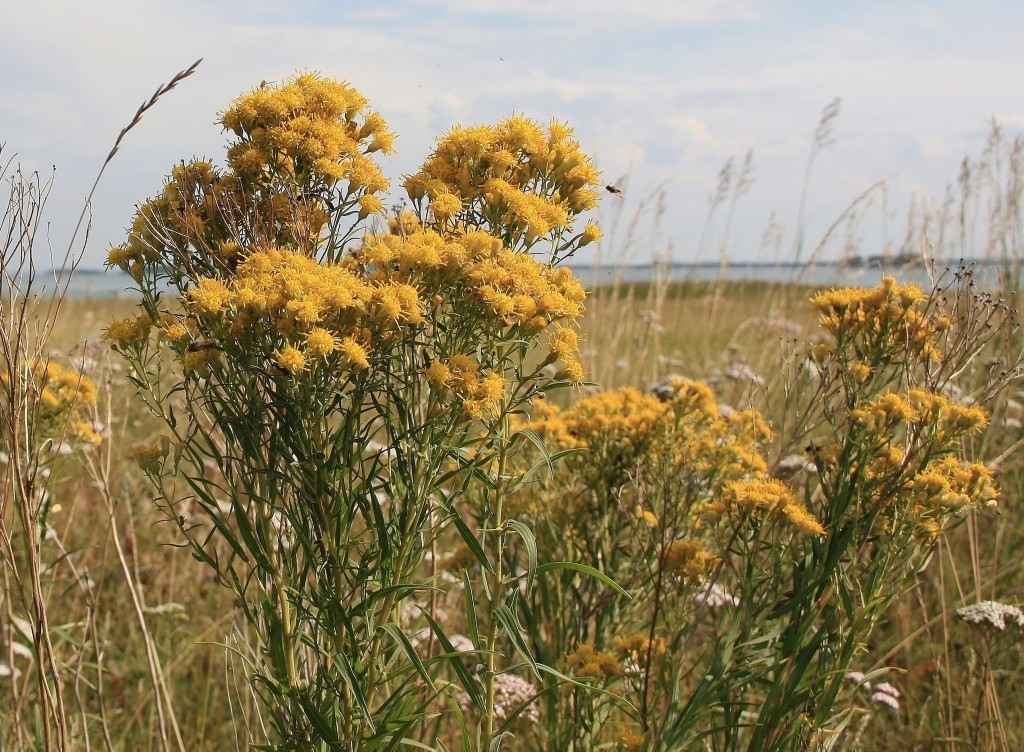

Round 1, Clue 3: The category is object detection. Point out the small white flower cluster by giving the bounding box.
[491,673,540,724]
[722,363,766,387]
[956,600,1024,631]
[845,671,901,710]
[693,582,739,608]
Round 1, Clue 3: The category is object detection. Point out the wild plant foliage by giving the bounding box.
[105,72,601,749]
[100,72,1021,751]
[501,273,1017,750]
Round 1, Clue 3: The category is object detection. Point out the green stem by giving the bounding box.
[482,411,511,750]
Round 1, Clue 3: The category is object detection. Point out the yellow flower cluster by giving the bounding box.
[909,456,995,528]
[0,361,100,445]
[523,380,771,492]
[612,633,668,661]
[107,74,598,445]
[106,161,241,277]
[703,478,825,536]
[662,540,716,585]
[132,438,169,473]
[179,248,396,374]
[405,116,600,243]
[106,75,393,280]
[426,354,505,419]
[810,276,942,361]
[159,314,198,344]
[662,379,770,480]
[355,227,587,330]
[36,362,97,417]
[537,386,666,453]
[351,225,588,383]
[851,389,988,444]
[220,72,394,188]
[565,643,621,681]
[104,313,153,351]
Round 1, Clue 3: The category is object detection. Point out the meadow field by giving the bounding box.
[4,71,1024,751]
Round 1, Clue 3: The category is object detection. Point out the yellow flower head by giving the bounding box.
[580,223,602,246]
[426,361,453,389]
[338,337,370,370]
[305,327,337,357]
[430,192,462,220]
[663,540,715,584]
[276,345,306,375]
[104,313,152,350]
[566,643,621,681]
[357,193,384,220]
[549,326,580,360]
[219,72,393,189]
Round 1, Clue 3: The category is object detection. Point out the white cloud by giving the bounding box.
[2,0,1022,268]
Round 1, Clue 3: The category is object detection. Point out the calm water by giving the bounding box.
[47,260,1020,298]
[580,260,1016,291]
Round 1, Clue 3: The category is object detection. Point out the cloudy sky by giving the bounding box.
[3,0,1023,269]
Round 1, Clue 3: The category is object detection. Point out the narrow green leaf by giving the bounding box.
[379,622,436,693]
[505,519,538,594]
[489,730,514,752]
[334,650,377,734]
[462,570,480,649]
[296,692,340,745]
[495,605,535,677]
[536,561,630,599]
[423,612,484,712]
[513,427,552,472]
[449,510,493,574]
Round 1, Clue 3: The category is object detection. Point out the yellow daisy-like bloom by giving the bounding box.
[430,192,462,220]
[707,478,825,536]
[556,358,585,384]
[848,361,872,383]
[580,223,602,246]
[357,194,384,220]
[276,345,307,375]
[159,314,197,344]
[189,278,233,315]
[132,441,166,472]
[305,327,336,357]
[426,361,453,388]
[338,337,369,370]
[106,244,136,270]
[104,313,152,350]
[549,326,580,360]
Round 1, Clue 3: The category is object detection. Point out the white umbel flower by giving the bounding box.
[956,600,1024,631]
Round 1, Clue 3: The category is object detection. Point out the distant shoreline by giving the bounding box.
[34,257,1021,299]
